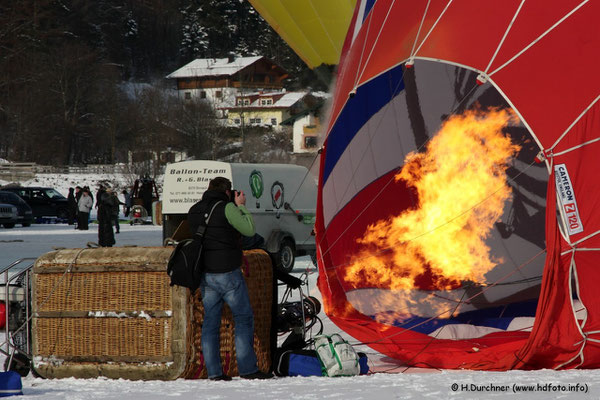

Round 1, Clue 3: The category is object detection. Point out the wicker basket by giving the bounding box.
[31,247,272,380]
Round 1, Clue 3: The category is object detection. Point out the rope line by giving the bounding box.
[551,94,600,151]
[570,229,600,248]
[410,0,454,58]
[483,0,526,75]
[489,0,589,77]
[352,0,375,90]
[355,0,399,85]
[408,0,431,60]
[553,137,600,158]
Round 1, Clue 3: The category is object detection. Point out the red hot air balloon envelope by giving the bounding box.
[315,0,600,370]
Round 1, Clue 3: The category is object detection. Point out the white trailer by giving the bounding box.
[162,160,317,271]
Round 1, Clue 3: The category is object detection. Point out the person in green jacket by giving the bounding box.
[188,177,273,381]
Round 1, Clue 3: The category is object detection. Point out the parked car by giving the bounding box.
[0,191,33,227]
[0,187,69,220]
[0,203,18,228]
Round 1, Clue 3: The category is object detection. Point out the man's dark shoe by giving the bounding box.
[209,375,232,381]
[240,371,273,380]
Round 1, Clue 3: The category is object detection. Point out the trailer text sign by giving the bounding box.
[554,163,583,236]
[162,161,232,214]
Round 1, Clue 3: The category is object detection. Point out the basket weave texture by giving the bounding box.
[32,247,273,380]
[181,249,273,378]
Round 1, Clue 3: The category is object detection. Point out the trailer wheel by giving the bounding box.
[273,238,295,273]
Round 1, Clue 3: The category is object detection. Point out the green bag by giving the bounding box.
[314,334,360,377]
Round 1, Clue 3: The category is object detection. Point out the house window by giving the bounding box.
[200,91,206,99]
[271,118,277,125]
[215,90,222,98]
[304,136,318,148]
[249,118,262,125]
[184,92,191,100]
[234,118,241,125]
[260,99,273,106]
[243,99,250,105]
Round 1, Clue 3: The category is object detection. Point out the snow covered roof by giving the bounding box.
[217,91,309,110]
[220,91,331,111]
[166,56,264,79]
[267,92,307,108]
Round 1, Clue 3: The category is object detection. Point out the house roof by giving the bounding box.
[166,56,264,79]
[266,92,307,108]
[220,91,310,110]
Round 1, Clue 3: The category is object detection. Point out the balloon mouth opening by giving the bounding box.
[319,59,548,342]
[343,107,522,296]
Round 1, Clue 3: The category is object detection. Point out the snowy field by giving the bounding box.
[1,173,600,398]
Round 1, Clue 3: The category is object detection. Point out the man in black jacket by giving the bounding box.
[188,177,273,381]
[97,188,116,247]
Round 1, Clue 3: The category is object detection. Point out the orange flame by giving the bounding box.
[344,108,521,294]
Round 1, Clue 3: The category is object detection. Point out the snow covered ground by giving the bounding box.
[1,173,600,398]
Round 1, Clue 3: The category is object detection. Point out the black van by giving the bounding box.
[0,191,33,227]
[0,187,68,220]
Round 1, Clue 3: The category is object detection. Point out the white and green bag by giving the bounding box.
[314,334,360,377]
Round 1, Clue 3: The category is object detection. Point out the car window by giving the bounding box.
[31,190,48,199]
[44,189,66,199]
[0,193,7,202]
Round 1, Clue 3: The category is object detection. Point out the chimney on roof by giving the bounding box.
[227,54,235,63]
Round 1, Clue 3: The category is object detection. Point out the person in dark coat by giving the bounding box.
[75,186,82,202]
[67,187,77,225]
[187,177,273,381]
[139,179,153,221]
[110,190,121,234]
[97,188,116,247]
[122,189,132,218]
[95,185,105,210]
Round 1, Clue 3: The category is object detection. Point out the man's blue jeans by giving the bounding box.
[200,268,258,378]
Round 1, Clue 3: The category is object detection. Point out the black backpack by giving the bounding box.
[166,201,222,292]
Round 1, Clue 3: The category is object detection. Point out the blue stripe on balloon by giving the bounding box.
[363,0,377,21]
[323,64,406,184]
[376,299,539,334]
